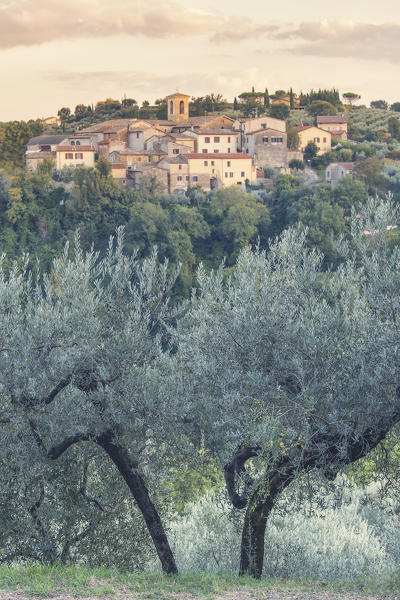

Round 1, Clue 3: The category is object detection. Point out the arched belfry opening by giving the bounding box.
[166,92,190,123]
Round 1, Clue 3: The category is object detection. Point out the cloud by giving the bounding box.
[0,0,259,49]
[210,23,278,43]
[43,68,249,96]
[273,20,400,63]
[2,3,399,68]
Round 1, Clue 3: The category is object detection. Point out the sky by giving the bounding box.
[1,0,400,120]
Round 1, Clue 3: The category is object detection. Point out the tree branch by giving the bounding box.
[24,375,72,408]
[47,433,92,460]
[42,376,72,405]
[224,446,260,509]
[28,419,47,454]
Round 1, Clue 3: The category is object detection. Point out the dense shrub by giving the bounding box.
[170,479,400,579]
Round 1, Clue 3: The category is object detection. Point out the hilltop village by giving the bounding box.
[25,91,349,192]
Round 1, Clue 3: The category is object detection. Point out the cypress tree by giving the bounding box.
[264,88,270,108]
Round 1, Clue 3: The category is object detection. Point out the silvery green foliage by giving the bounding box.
[170,479,399,579]
[366,141,400,158]
[383,162,400,186]
[169,490,241,574]
[348,107,399,134]
[0,230,179,565]
[0,448,153,567]
[172,196,400,492]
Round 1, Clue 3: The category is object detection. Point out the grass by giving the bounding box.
[0,564,399,599]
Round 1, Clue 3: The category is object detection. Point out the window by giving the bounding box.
[214,137,220,143]
[262,137,269,143]
[186,175,189,180]
[204,161,208,166]
[205,137,210,143]
[179,164,182,170]
[261,123,266,129]
[314,137,320,143]
[246,149,249,154]
[180,100,185,114]
[65,153,73,159]
[246,137,249,142]
[170,100,174,114]
[76,141,81,145]
[227,161,231,167]
[71,140,75,145]
[75,153,83,159]
[229,172,233,178]
[193,176,198,182]
[136,132,140,138]
[214,149,219,153]
[228,137,231,142]
[228,148,231,153]
[241,171,245,177]
[211,161,215,166]
[177,175,182,181]
[173,149,179,154]
[323,137,327,143]
[271,137,283,143]
[202,149,208,153]
[225,172,228,178]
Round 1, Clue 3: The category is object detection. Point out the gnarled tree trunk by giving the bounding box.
[239,473,294,578]
[227,411,400,578]
[48,429,178,575]
[96,431,178,575]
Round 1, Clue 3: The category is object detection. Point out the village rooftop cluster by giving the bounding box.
[26,92,350,192]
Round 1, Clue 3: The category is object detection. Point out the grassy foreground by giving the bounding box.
[0,564,399,599]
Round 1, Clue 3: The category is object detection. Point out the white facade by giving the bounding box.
[184,130,240,154]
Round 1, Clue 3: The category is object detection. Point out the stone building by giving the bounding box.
[127,164,169,195]
[325,162,354,187]
[56,145,96,169]
[243,128,287,168]
[146,134,194,156]
[166,92,191,123]
[109,149,167,168]
[25,134,67,171]
[317,115,348,140]
[183,129,240,154]
[158,155,190,193]
[127,125,166,151]
[293,126,331,154]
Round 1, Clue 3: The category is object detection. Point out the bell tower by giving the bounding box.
[167,92,190,123]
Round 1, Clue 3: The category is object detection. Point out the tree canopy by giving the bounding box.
[172,198,400,576]
[0,235,181,573]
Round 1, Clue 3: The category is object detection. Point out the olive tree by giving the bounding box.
[172,198,400,577]
[0,231,179,573]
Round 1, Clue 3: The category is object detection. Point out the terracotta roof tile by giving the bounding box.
[28,135,67,146]
[56,145,95,151]
[185,153,251,159]
[317,115,348,123]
